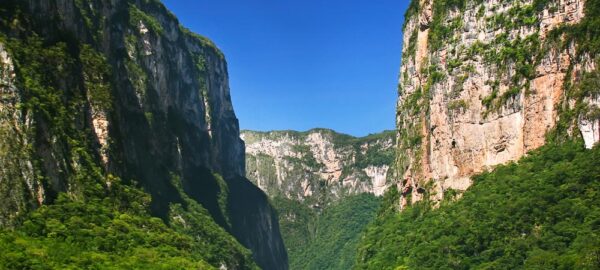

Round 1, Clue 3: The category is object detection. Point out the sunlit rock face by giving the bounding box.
[242,129,395,205]
[397,0,597,208]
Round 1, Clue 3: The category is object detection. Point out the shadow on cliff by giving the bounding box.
[226,176,289,270]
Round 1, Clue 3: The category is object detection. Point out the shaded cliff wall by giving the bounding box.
[396,0,599,207]
[0,0,287,268]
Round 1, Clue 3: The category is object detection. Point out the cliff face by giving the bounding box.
[397,0,599,207]
[241,129,395,205]
[0,0,286,269]
[241,129,390,269]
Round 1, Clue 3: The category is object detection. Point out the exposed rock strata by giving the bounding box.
[397,0,598,208]
[242,129,395,205]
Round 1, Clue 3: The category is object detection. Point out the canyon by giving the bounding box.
[0,0,598,269]
[241,129,394,269]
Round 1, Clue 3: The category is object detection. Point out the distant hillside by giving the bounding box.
[242,129,394,269]
[242,129,396,206]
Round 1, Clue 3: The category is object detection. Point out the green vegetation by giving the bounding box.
[371,2,600,268]
[354,132,396,169]
[244,129,395,176]
[272,197,318,260]
[0,31,257,265]
[291,144,324,169]
[129,4,163,34]
[447,58,462,72]
[180,26,225,60]
[213,173,231,227]
[428,0,483,51]
[447,99,469,113]
[405,0,551,116]
[244,129,395,269]
[468,0,597,117]
[481,88,498,110]
[275,194,381,270]
[485,33,541,83]
[396,86,425,178]
[549,0,600,56]
[0,2,267,269]
[548,0,600,141]
[486,4,540,30]
[3,33,120,203]
[73,0,106,43]
[468,31,541,113]
[552,66,600,142]
[403,0,419,28]
[125,58,148,100]
[0,176,256,269]
[402,29,418,66]
[356,141,600,269]
[0,32,257,266]
[80,45,112,112]
[144,111,154,126]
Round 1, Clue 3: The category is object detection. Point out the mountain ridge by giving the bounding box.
[241,128,396,204]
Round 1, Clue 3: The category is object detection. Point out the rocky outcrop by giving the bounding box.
[0,0,286,268]
[0,42,38,227]
[397,0,599,207]
[242,129,395,206]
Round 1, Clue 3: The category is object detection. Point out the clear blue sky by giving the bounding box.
[161,0,409,137]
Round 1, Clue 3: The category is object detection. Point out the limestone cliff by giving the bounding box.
[242,129,392,269]
[0,0,287,268]
[241,129,395,206]
[397,0,599,207]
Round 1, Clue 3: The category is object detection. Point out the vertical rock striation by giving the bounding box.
[397,0,599,207]
[0,0,287,268]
